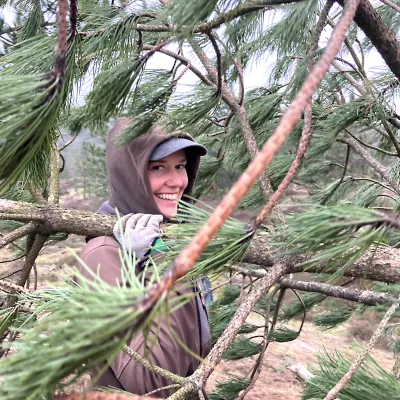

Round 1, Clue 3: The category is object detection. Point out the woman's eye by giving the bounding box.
[152,165,164,172]
[176,164,186,170]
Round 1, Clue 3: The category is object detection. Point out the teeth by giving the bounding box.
[156,194,177,201]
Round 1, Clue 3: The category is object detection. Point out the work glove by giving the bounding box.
[113,213,163,259]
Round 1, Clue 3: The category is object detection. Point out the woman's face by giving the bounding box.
[147,149,189,218]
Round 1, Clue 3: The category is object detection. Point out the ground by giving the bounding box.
[0,183,397,399]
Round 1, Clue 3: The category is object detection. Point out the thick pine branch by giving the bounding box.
[335,0,400,80]
[2,199,400,283]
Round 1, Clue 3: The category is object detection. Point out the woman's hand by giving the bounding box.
[113,213,163,259]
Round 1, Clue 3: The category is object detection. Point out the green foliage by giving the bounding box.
[282,293,326,320]
[313,177,353,206]
[117,70,174,145]
[275,205,388,271]
[303,350,400,400]
[211,284,241,306]
[0,258,178,400]
[209,303,258,346]
[18,0,44,41]
[193,156,223,198]
[209,375,250,400]
[313,302,353,329]
[352,182,381,208]
[269,326,299,342]
[0,74,61,194]
[85,56,146,125]
[164,200,253,278]
[223,336,262,360]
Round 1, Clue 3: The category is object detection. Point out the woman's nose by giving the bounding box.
[166,170,184,187]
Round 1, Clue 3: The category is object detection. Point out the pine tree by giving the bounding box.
[0,0,400,399]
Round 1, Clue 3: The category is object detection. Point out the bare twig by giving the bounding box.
[122,345,186,385]
[321,144,350,205]
[0,279,28,294]
[59,134,79,152]
[324,297,400,400]
[207,32,223,96]
[346,130,398,156]
[279,278,398,306]
[0,222,37,249]
[16,234,48,287]
[142,45,213,86]
[48,149,61,204]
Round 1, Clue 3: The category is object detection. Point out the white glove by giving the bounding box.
[113,213,163,259]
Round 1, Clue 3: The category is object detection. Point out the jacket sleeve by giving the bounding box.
[78,238,208,398]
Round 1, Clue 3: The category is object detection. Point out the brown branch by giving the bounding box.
[49,149,61,204]
[59,134,79,152]
[253,0,333,226]
[142,45,213,86]
[0,279,28,294]
[122,345,186,384]
[0,222,37,249]
[188,38,285,223]
[379,0,400,14]
[16,234,48,287]
[193,264,288,388]
[346,130,398,156]
[279,277,398,306]
[2,200,400,284]
[335,0,400,80]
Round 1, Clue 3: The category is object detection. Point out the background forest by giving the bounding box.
[0,0,400,399]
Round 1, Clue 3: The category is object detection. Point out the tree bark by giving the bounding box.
[335,0,400,80]
[1,199,400,283]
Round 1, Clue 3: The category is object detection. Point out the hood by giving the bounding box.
[106,118,201,217]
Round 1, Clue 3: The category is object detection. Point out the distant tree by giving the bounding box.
[0,0,400,399]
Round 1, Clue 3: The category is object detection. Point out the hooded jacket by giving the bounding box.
[78,118,210,397]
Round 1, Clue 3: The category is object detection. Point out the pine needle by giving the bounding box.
[274,205,389,271]
[313,302,353,329]
[303,349,400,400]
[209,303,258,346]
[85,56,146,125]
[209,375,250,400]
[163,200,252,278]
[223,337,262,361]
[0,74,62,194]
[0,258,181,400]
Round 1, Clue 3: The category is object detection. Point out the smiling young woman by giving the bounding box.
[148,149,189,218]
[77,119,210,398]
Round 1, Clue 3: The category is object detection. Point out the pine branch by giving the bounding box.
[0,280,28,294]
[3,199,400,284]
[346,130,398,156]
[342,134,400,193]
[188,38,285,223]
[122,345,186,384]
[324,296,400,400]
[167,264,288,399]
[141,45,213,86]
[335,0,400,80]
[15,233,48,287]
[279,278,398,306]
[0,222,37,249]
